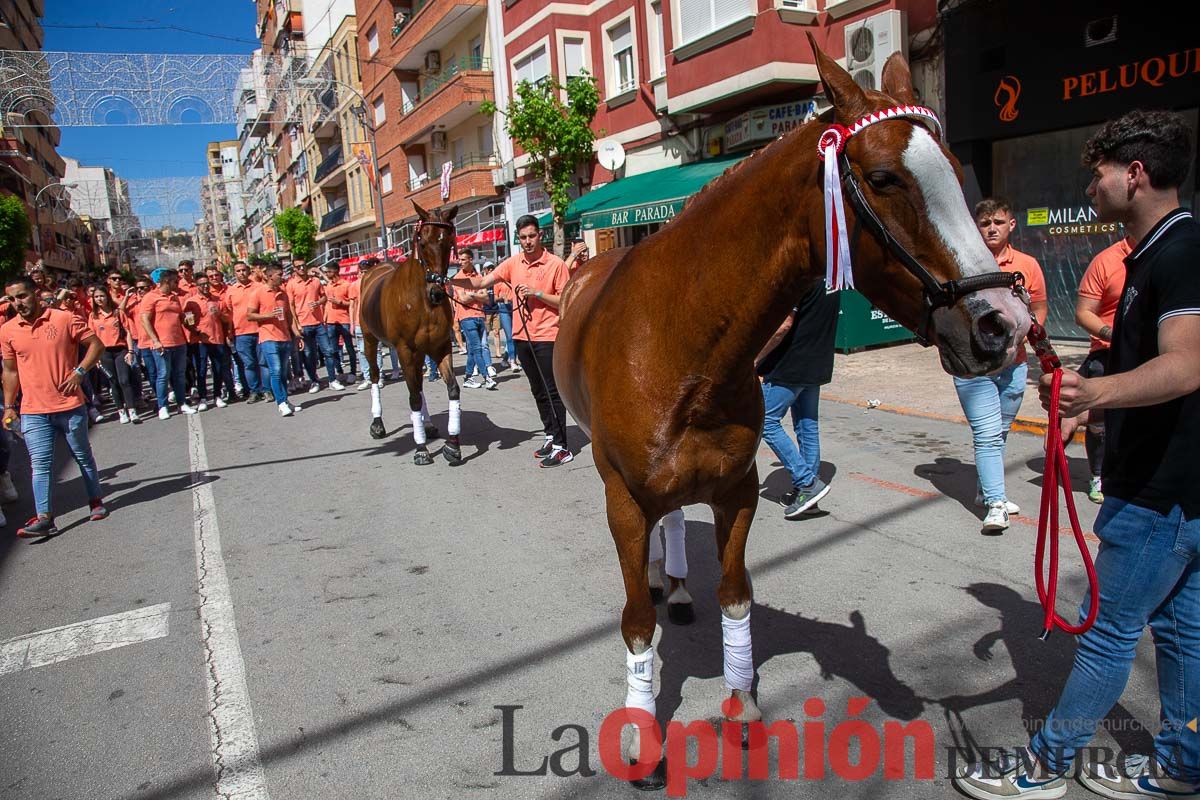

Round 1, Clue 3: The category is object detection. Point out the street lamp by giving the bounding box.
[31,180,79,258]
[295,75,389,255]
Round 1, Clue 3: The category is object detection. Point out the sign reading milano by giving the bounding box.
[943,0,1200,144]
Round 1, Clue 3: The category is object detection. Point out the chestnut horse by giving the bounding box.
[553,42,1032,785]
[357,202,463,466]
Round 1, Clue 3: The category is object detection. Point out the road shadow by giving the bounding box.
[758,461,839,507]
[1023,454,1092,495]
[936,582,1151,760]
[914,456,978,513]
[652,520,925,730]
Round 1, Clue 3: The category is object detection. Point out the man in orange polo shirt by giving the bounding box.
[452,249,496,390]
[322,263,356,382]
[287,260,343,393]
[226,261,266,403]
[249,263,304,416]
[185,275,233,411]
[450,214,572,466]
[2,275,109,537]
[140,268,197,419]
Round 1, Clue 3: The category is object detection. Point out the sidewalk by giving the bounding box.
[825,339,1092,438]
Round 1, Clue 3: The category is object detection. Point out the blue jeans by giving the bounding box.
[353,329,400,380]
[497,305,516,362]
[460,317,489,378]
[1031,498,1200,781]
[195,343,230,401]
[152,345,188,410]
[761,380,821,489]
[233,334,261,394]
[257,340,291,404]
[953,360,1027,504]
[301,324,340,383]
[138,344,159,393]
[21,406,103,515]
[327,321,357,375]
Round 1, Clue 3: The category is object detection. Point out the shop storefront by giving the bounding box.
[944,0,1199,339]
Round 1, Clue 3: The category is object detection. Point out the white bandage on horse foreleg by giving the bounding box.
[411,411,427,445]
[370,383,382,418]
[420,391,430,423]
[648,523,664,565]
[625,647,656,716]
[721,611,754,691]
[663,509,687,579]
[448,399,461,436]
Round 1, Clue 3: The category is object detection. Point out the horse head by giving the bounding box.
[809,37,1031,377]
[412,201,459,281]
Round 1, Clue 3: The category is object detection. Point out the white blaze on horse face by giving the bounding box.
[901,128,995,278]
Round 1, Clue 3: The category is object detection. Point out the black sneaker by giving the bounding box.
[783,479,831,520]
[533,438,555,459]
[246,393,261,404]
[779,488,799,508]
[540,448,574,468]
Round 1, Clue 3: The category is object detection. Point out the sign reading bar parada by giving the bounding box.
[724,100,817,150]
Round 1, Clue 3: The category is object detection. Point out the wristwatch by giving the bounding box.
[73,366,86,377]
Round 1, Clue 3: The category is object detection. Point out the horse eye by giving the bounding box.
[866,171,901,190]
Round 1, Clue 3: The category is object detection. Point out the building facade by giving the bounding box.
[62,157,135,267]
[199,140,244,263]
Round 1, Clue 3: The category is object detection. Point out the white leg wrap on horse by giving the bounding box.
[448,399,461,436]
[648,523,664,564]
[420,392,430,423]
[663,509,687,579]
[625,647,656,717]
[370,384,382,418]
[411,411,427,445]
[721,611,754,691]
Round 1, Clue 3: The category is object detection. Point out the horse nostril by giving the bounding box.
[974,309,1014,353]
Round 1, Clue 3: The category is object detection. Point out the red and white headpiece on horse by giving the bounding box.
[817,105,943,293]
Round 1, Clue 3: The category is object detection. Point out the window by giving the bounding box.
[563,37,586,81]
[513,45,549,87]
[381,165,393,193]
[408,153,426,185]
[608,19,636,95]
[372,96,386,126]
[452,137,465,165]
[366,24,379,56]
[649,1,667,78]
[676,0,754,46]
[469,36,483,65]
[477,124,493,157]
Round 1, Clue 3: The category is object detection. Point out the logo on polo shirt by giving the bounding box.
[1121,286,1139,319]
[994,75,1021,123]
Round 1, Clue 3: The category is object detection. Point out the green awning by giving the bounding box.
[574,156,747,231]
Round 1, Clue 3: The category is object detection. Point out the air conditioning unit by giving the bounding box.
[430,131,448,152]
[844,10,907,92]
[492,161,517,188]
[424,50,441,72]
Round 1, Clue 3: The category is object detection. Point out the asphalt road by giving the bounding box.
[0,368,1158,800]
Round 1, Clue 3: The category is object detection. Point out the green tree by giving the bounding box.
[482,72,600,257]
[273,207,318,261]
[0,194,33,281]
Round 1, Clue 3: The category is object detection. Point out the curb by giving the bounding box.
[824,394,1086,444]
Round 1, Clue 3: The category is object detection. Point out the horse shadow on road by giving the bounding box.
[652,520,924,731]
[937,582,1151,759]
[360,408,536,465]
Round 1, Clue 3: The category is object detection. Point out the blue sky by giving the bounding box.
[42,0,259,226]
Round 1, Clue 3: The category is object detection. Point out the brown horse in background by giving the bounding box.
[553,41,1032,786]
[357,203,463,466]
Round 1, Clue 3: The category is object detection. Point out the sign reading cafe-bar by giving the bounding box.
[581,200,683,230]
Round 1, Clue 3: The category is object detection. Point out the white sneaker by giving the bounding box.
[0,471,18,504]
[974,492,1020,515]
[234,381,244,395]
[511,362,522,373]
[118,409,130,424]
[197,401,209,412]
[487,365,497,378]
[180,403,198,415]
[88,407,103,423]
[330,380,346,391]
[308,381,321,394]
[982,502,1010,532]
[357,379,371,391]
[279,402,294,417]
[128,409,140,422]
[484,378,498,390]
[390,369,403,381]
[158,407,170,420]
[215,397,228,408]
[463,377,483,389]
[168,390,176,404]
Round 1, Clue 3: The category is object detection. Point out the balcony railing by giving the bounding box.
[320,205,349,231]
[313,145,343,182]
[406,153,495,191]
[402,56,491,113]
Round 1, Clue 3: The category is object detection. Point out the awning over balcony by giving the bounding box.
[537,155,749,231]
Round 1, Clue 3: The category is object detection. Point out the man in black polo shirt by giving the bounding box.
[955,110,1200,799]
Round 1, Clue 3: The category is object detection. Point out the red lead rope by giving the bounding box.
[1026,321,1100,639]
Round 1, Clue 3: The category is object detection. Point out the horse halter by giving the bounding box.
[413,218,456,303]
[818,106,1020,346]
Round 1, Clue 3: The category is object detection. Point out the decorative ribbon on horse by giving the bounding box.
[817,105,943,294]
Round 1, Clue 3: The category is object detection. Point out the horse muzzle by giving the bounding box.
[934,287,1032,377]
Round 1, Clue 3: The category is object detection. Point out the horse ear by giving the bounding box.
[444,204,458,223]
[413,201,429,221]
[806,32,869,121]
[881,52,917,104]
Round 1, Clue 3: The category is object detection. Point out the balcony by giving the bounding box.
[407,153,493,190]
[399,66,494,145]
[389,0,486,70]
[405,153,499,210]
[312,145,344,183]
[320,205,349,231]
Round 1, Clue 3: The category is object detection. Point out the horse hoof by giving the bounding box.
[649,587,664,605]
[369,419,386,439]
[414,450,433,466]
[629,759,667,791]
[425,425,440,440]
[443,445,462,466]
[667,601,694,626]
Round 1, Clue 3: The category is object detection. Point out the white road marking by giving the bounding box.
[188,414,270,799]
[0,603,171,676]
